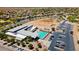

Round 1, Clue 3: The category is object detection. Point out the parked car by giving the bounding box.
[54,40,65,50]
[11,45,17,48]
[58,34,65,39]
[49,35,54,41]
[16,48,24,51]
[56,40,65,46]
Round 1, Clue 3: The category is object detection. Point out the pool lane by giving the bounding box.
[37,31,48,39]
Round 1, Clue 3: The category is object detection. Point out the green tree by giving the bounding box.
[38,43,42,48]
[28,44,34,50]
[67,15,77,22]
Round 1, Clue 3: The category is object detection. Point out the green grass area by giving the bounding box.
[67,15,77,22]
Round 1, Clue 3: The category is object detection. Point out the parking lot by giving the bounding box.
[48,20,75,51]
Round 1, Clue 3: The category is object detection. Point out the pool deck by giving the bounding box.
[43,33,50,40]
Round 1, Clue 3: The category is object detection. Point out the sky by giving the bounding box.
[0,0,79,7]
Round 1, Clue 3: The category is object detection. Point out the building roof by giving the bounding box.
[6,32,26,39]
[6,24,38,40]
[8,23,32,32]
[17,29,38,38]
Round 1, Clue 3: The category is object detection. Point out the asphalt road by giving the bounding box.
[48,20,75,51]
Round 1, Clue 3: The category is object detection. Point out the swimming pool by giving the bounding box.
[37,31,48,39]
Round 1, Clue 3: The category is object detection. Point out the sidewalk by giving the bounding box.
[73,23,79,51]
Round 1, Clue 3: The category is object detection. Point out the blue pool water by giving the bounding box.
[37,31,48,39]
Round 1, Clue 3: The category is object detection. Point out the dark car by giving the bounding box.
[12,45,17,48]
[17,48,24,51]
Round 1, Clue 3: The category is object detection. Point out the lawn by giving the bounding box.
[67,15,77,22]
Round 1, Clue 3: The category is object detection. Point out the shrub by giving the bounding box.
[28,44,34,50]
[77,40,79,44]
[35,48,39,51]
[38,43,42,48]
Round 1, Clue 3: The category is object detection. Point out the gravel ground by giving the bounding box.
[0,46,11,51]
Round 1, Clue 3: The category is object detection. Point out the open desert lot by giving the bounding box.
[26,18,58,31]
[0,46,11,51]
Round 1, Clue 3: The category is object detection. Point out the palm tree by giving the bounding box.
[77,40,79,44]
[25,40,29,44]
[0,33,8,40]
[38,43,42,48]
[6,39,11,43]
[17,42,20,46]
[27,36,33,42]
[35,48,39,51]
[16,40,21,46]
[52,27,55,31]
[28,44,34,50]
[43,48,48,51]
[70,31,73,35]
[21,42,26,47]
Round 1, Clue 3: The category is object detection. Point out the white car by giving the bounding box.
[54,40,65,51]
